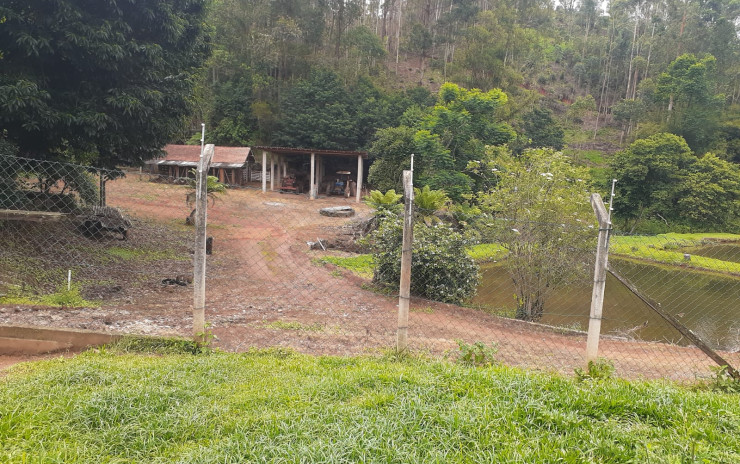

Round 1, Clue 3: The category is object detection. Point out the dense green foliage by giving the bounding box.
[611,133,740,232]
[0,0,210,167]
[368,83,514,201]
[192,0,740,155]
[1,350,739,462]
[368,214,479,304]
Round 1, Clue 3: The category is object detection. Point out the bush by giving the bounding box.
[454,340,499,367]
[369,214,479,304]
[574,358,615,381]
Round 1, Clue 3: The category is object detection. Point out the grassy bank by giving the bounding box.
[1,348,739,463]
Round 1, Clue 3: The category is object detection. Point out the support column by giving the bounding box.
[356,155,364,203]
[262,151,267,193]
[270,153,275,191]
[310,153,316,199]
[275,155,282,189]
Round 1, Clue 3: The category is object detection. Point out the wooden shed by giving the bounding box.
[145,145,253,186]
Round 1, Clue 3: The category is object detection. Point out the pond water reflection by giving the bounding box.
[472,255,740,351]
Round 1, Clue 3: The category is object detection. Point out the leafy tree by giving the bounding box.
[676,153,740,228]
[565,95,596,125]
[367,126,417,192]
[520,107,564,150]
[273,69,358,150]
[476,147,594,322]
[368,83,514,201]
[610,133,696,232]
[0,0,210,167]
[655,54,725,153]
[273,70,418,151]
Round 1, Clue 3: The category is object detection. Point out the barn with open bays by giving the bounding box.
[253,146,368,203]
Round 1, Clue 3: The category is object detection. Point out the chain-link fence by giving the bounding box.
[0,156,193,334]
[1,155,738,381]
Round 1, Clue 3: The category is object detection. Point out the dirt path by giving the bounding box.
[2,174,736,380]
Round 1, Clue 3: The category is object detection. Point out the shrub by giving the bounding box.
[574,358,615,381]
[454,340,499,367]
[369,214,479,304]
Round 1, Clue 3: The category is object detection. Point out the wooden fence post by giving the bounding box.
[586,193,610,362]
[193,143,214,342]
[397,169,414,352]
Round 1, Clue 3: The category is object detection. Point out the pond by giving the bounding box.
[472,255,740,352]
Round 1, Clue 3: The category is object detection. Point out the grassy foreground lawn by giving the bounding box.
[2,348,738,463]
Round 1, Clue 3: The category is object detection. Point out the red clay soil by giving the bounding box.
[1,173,737,380]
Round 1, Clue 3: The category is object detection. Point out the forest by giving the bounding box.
[190,0,740,232]
[2,0,740,232]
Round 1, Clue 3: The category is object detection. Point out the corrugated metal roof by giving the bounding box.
[252,145,368,158]
[145,145,251,167]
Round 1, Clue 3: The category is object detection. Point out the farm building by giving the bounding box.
[145,145,254,186]
[254,146,368,203]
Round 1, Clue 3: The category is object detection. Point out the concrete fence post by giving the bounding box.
[396,169,414,352]
[586,193,611,362]
[193,143,214,342]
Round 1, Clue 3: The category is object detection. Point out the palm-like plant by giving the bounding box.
[413,185,449,225]
[364,189,402,214]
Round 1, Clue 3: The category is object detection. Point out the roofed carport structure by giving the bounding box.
[145,145,252,186]
[253,146,368,203]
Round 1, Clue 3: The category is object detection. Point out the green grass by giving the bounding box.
[315,254,374,279]
[611,233,740,274]
[0,284,99,308]
[466,243,507,262]
[261,320,325,332]
[563,148,607,166]
[1,350,739,463]
[469,234,740,275]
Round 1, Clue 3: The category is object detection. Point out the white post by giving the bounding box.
[194,143,214,342]
[310,153,316,199]
[397,162,414,352]
[355,155,364,203]
[270,154,275,191]
[261,151,267,193]
[586,193,611,362]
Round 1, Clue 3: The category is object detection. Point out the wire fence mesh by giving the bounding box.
[1,155,739,380]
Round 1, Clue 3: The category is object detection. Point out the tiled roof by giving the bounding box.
[145,145,251,167]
